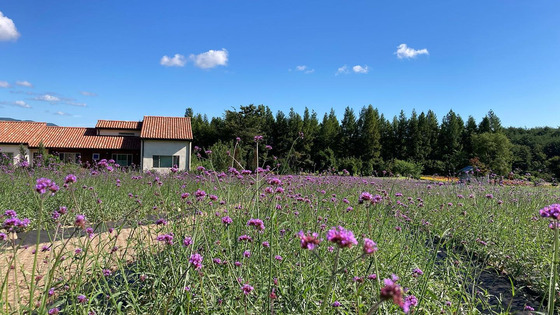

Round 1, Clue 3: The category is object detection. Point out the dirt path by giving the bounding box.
[0,224,159,312]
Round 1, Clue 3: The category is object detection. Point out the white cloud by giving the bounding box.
[190,49,228,69]
[294,65,315,74]
[16,80,33,87]
[0,11,20,41]
[352,65,369,74]
[336,65,349,76]
[0,81,9,88]
[34,94,60,102]
[0,100,31,108]
[160,54,187,67]
[80,91,97,96]
[66,101,86,107]
[395,43,429,59]
[54,111,71,116]
[14,100,30,108]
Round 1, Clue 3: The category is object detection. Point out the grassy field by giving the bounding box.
[0,161,559,314]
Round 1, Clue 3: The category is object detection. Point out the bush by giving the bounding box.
[391,159,423,178]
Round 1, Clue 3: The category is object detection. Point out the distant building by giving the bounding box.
[0,116,192,172]
[458,166,474,181]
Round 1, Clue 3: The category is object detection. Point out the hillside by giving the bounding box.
[0,117,58,126]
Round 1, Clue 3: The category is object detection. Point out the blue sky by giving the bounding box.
[1,1,559,128]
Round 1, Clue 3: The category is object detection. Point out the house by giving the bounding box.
[0,116,192,172]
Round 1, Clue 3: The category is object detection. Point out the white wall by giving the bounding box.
[0,144,30,164]
[142,140,191,172]
[97,129,141,136]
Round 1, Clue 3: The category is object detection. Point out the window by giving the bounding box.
[153,155,179,168]
[59,152,80,163]
[112,153,133,166]
[1,152,14,165]
[92,153,100,161]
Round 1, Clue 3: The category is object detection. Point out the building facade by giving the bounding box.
[0,116,192,172]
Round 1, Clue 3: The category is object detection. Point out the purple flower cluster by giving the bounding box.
[183,236,193,247]
[247,218,265,231]
[221,216,233,225]
[64,174,77,184]
[380,275,416,314]
[539,204,560,220]
[298,231,321,250]
[189,253,203,270]
[35,177,59,195]
[241,283,254,295]
[156,233,174,245]
[75,215,87,229]
[363,238,378,255]
[2,210,30,233]
[326,226,358,249]
[380,275,405,310]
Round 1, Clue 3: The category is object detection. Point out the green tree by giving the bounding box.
[438,110,465,174]
[338,107,358,158]
[357,105,382,174]
[472,132,513,175]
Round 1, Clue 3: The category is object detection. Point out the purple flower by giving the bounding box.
[221,216,233,225]
[360,192,373,201]
[77,294,88,303]
[298,231,320,250]
[326,226,358,249]
[412,268,424,277]
[238,234,253,242]
[254,135,263,142]
[156,233,174,245]
[36,178,54,194]
[48,308,60,314]
[189,253,203,270]
[262,241,270,248]
[403,295,418,313]
[332,301,341,307]
[380,275,405,312]
[540,204,560,220]
[274,255,283,261]
[75,215,86,229]
[241,283,254,295]
[102,269,112,276]
[0,233,6,241]
[247,218,265,231]
[363,238,378,255]
[65,174,77,184]
[243,250,251,258]
[2,212,30,233]
[183,236,193,247]
[155,218,168,225]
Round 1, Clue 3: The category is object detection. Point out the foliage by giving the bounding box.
[186,105,558,179]
[391,159,423,178]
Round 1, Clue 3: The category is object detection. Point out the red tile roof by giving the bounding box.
[0,121,47,144]
[95,120,142,130]
[28,127,141,150]
[140,116,193,140]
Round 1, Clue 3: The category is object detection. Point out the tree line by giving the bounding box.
[185,105,560,180]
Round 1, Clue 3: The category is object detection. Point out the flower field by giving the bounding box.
[1,162,559,314]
